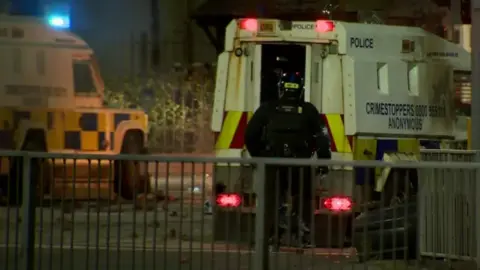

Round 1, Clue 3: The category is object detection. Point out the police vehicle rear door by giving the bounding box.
[244,42,262,111]
[307,44,325,109]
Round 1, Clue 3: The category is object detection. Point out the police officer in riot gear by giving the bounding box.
[245,71,331,248]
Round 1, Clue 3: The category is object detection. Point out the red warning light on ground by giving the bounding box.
[316,20,335,32]
[240,19,258,32]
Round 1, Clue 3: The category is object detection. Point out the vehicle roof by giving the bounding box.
[0,15,90,49]
[230,19,470,71]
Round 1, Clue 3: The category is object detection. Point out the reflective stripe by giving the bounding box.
[215,111,242,149]
[322,114,352,153]
[216,112,355,151]
[215,111,251,150]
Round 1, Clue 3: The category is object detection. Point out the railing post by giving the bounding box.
[21,154,36,270]
[253,161,269,270]
[417,164,426,260]
[476,151,480,269]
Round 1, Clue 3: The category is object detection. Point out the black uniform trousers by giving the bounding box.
[264,165,314,239]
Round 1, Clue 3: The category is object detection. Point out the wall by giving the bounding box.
[71,0,216,77]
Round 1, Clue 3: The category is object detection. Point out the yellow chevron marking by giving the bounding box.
[354,138,376,160]
[326,114,352,153]
[215,111,242,149]
[397,139,420,155]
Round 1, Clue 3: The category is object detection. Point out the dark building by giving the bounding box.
[71,0,216,77]
[2,0,449,77]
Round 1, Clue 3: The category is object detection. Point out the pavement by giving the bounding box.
[1,245,403,270]
[3,244,476,270]
[0,202,381,270]
[0,202,211,243]
[0,201,475,270]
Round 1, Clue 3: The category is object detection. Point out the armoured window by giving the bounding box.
[376,62,388,94]
[36,50,46,75]
[13,48,21,74]
[72,60,96,94]
[407,63,419,95]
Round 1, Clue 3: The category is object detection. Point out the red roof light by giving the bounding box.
[239,19,258,32]
[316,20,335,32]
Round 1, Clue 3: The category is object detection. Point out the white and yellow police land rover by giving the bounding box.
[0,15,150,204]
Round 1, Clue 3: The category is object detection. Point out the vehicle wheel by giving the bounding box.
[115,132,150,200]
[9,131,47,205]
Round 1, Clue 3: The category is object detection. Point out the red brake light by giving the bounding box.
[316,20,334,32]
[216,193,242,207]
[239,19,258,32]
[323,197,352,211]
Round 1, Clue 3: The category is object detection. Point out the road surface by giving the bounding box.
[1,244,426,270]
[0,200,211,243]
[0,202,475,270]
[0,202,387,270]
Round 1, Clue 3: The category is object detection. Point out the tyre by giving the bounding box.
[115,131,149,200]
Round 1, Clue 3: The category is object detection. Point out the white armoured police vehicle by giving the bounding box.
[210,18,470,248]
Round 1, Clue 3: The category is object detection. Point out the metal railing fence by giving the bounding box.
[0,151,478,270]
[419,149,479,260]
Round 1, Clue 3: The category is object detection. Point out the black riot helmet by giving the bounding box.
[278,72,304,101]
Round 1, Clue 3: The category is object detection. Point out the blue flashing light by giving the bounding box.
[47,15,70,29]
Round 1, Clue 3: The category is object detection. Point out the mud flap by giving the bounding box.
[375,153,418,193]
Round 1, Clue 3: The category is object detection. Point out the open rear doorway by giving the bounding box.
[260,44,306,104]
